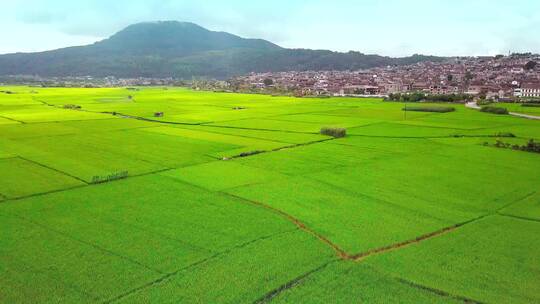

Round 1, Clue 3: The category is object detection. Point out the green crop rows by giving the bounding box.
[1,87,539,303]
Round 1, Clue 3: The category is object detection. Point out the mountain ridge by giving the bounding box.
[0,21,445,78]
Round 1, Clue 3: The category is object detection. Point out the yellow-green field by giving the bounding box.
[1,87,539,303]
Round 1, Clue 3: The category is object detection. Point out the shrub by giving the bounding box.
[480,106,509,115]
[237,150,265,158]
[402,106,455,113]
[63,104,82,110]
[524,139,540,153]
[321,127,347,138]
[477,100,493,106]
[520,98,540,104]
[91,171,129,184]
[521,103,540,108]
[495,132,516,138]
[492,139,540,154]
[386,93,472,103]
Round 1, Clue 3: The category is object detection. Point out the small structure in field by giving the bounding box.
[154,112,164,117]
[320,127,347,138]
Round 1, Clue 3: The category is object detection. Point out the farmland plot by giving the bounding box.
[0,157,84,199]
[363,216,540,304]
[1,87,539,304]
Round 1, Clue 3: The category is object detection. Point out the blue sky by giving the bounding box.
[2,0,539,56]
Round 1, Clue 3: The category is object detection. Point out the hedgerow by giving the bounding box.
[480,106,509,115]
[63,104,82,110]
[91,171,129,184]
[386,93,472,103]
[402,106,455,113]
[489,139,540,153]
[320,127,347,138]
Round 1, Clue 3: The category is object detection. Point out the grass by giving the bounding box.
[1,86,539,303]
[271,262,463,303]
[116,231,336,303]
[160,161,287,191]
[225,176,459,254]
[500,192,540,221]
[363,216,540,304]
[0,157,85,198]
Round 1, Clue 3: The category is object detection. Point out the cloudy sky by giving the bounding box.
[2,0,539,56]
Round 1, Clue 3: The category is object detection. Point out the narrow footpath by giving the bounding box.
[465,101,540,120]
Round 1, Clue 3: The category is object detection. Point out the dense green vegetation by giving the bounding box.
[0,22,444,78]
[386,92,472,102]
[491,139,540,153]
[480,105,509,115]
[492,102,540,116]
[320,127,347,138]
[403,105,455,113]
[0,87,539,303]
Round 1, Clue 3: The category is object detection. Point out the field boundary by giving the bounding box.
[225,193,349,259]
[16,156,89,184]
[8,213,163,274]
[252,260,338,304]
[351,214,489,261]
[175,125,325,145]
[347,133,523,139]
[103,229,297,304]
[201,123,321,135]
[0,115,26,124]
[498,213,540,223]
[34,97,203,126]
[224,137,336,160]
[395,277,486,304]
[1,184,88,203]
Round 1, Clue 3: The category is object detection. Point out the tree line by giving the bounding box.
[385,92,473,103]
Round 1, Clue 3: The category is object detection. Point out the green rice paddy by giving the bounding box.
[1,87,539,303]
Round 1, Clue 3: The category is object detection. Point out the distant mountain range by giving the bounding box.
[0,21,445,79]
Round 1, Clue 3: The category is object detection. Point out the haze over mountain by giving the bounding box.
[0,21,444,79]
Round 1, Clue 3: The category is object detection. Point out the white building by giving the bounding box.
[521,83,540,98]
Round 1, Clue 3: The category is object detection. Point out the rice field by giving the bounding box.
[1,86,539,303]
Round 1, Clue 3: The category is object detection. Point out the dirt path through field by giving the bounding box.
[466,101,540,120]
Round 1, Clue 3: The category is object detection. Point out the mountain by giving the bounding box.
[0,21,444,79]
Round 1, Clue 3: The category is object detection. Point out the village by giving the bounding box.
[231,54,540,100]
[2,54,539,102]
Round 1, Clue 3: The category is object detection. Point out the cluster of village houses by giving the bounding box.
[232,54,540,100]
[4,54,539,101]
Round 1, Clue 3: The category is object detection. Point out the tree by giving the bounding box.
[263,78,274,86]
[525,61,537,70]
[447,74,453,82]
